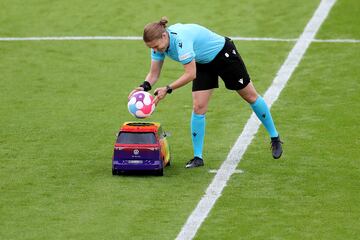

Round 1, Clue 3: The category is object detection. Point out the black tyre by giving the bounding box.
[155,168,164,176]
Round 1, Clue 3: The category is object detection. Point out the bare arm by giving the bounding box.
[145,60,164,86]
[153,60,196,104]
[128,60,164,98]
[168,60,196,90]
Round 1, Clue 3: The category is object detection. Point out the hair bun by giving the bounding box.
[159,16,168,26]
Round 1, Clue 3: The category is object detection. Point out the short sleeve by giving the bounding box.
[151,49,165,61]
[176,37,195,65]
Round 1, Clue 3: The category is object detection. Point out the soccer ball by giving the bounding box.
[128,91,155,118]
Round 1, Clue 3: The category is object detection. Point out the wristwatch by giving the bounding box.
[166,85,173,94]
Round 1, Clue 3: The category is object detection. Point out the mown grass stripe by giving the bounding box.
[175,0,337,239]
[0,36,358,43]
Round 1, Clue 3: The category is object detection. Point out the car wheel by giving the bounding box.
[155,168,163,176]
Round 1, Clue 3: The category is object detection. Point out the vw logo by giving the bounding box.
[133,149,139,155]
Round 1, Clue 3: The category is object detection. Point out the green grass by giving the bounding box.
[0,0,319,38]
[317,0,360,39]
[195,42,360,240]
[0,39,293,240]
[1,0,359,239]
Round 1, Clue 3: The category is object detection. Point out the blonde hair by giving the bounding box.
[143,16,168,42]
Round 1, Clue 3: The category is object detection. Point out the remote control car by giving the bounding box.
[112,122,171,176]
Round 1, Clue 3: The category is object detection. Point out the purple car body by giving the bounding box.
[112,122,170,176]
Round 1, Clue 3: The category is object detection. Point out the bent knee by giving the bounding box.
[237,82,259,103]
[246,94,259,104]
[193,103,208,115]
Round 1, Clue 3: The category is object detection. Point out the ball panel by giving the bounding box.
[128,97,136,105]
[135,110,147,118]
[127,103,138,117]
[135,101,144,109]
[141,103,154,115]
[143,94,153,105]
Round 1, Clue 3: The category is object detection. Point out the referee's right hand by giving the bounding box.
[128,87,144,99]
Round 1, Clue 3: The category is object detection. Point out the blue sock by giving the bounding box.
[251,96,279,138]
[191,112,205,159]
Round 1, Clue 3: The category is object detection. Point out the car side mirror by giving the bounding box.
[163,132,171,137]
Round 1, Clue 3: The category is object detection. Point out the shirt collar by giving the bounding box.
[165,30,174,53]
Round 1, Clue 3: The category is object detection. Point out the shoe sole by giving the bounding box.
[273,151,282,159]
[185,163,204,168]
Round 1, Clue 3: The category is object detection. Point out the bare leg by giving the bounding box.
[192,89,214,114]
[236,81,258,103]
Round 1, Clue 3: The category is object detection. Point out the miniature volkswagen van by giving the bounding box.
[112,122,170,176]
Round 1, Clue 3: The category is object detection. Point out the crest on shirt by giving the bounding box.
[178,42,183,48]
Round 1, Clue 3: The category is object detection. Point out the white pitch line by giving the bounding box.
[313,39,360,43]
[175,0,337,240]
[231,37,360,43]
[209,169,244,174]
[0,36,358,43]
[230,36,297,42]
[0,36,142,41]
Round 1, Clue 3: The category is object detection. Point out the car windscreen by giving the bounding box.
[117,132,157,144]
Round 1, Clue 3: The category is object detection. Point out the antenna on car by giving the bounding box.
[126,122,154,126]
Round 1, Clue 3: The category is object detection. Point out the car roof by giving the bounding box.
[120,122,161,133]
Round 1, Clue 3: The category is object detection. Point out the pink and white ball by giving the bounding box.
[128,91,155,118]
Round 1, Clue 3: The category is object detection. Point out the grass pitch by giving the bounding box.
[1,0,359,239]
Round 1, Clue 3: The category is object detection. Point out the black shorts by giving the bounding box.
[192,37,251,91]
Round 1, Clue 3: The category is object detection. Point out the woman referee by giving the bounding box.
[130,17,283,168]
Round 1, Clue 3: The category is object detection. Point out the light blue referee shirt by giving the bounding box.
[151,23,225,65]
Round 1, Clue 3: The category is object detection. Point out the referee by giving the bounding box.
[130,17,283,168]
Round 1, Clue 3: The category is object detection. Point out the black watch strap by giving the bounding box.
[166,85,173,94]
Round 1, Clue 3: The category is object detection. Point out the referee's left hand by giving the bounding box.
[153,87,167,105]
